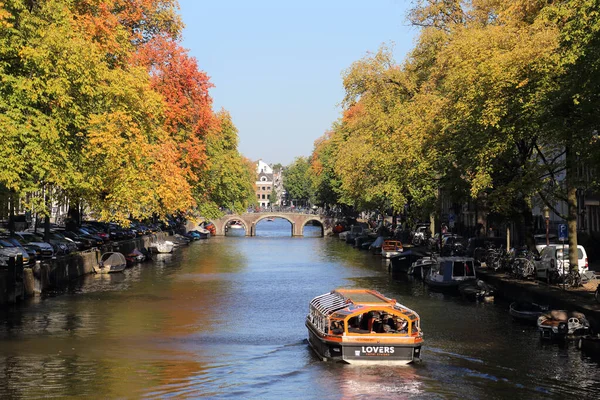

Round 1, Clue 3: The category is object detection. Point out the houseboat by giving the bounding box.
[423,257,476,290]
[306,288,423,365]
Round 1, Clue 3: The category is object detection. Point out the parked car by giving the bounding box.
[80,225,110,242]
[534,244,589,280]
[427,233,453,252]
[0,238,31,265]
[0,236,40,262]
[534,234,559,254]
[466,237,507,256]
[48,231,79,253]
[56,229,93,250]
[440,235,467,256]
[13,232,55,258]
[0,240,22,266]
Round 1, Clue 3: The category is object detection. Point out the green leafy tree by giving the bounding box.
[193,110,256,218]
[283,157,313,207]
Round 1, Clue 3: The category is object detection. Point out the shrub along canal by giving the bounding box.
[0,218,599,398]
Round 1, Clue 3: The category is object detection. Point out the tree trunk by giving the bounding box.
[8,191,15,235]
[566,145,579,271]
[44,186,51,241]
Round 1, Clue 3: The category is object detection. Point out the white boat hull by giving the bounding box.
[95,264,126,274]
[149,241,174,254]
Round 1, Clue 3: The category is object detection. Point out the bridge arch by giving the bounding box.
[300,218,325,237]
[222,217,248,235]
[207,212,334,237]
[253,215,294,236]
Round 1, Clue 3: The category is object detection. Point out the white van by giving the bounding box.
[534,234,558,254]
[535,244,588,280]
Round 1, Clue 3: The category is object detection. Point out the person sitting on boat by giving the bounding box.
[331,320,344,335]
[347,317,361,333]
[368,312,382,333]
[397,319,409,333]
[381,314,397,333]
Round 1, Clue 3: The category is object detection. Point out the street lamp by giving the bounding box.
[543,206,550,246]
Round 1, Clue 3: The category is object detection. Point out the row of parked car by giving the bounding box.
[0,220,173,267]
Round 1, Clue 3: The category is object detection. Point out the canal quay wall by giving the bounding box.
[0,231,170,306]
[477,269,600,331]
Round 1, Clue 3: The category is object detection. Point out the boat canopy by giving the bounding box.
[309,289,420,321]
[100,252,126,266]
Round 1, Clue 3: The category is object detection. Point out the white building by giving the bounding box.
[256,160,274,208]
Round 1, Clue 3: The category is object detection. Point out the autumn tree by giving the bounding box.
[194,110,256,218]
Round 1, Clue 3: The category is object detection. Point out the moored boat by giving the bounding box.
[408,256,437,279]
[95,252,127,274]
[578,334,600,358]
[389,251,421,276]
[148,240,174,254]
[306,288,423,365]
[424,257,476,290]
[509,301,548,323]
[381,240,403,258]
[458,279,495,302]
[537,310,590,341]
[229,220,244,230]
[125,248,146,267]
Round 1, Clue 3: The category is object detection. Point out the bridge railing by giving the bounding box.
[222,206,335,216]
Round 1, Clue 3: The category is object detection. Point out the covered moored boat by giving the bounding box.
[306,288,423,365]
[95,252,127,274]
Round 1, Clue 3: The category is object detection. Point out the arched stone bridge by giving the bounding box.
[210,212,334,236]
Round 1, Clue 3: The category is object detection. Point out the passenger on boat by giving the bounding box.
[348,316,361,332]
[331,321,343,335]
[398,319,409,333]
[382,314,397,333]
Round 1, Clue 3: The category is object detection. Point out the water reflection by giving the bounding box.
[0,227,599,399]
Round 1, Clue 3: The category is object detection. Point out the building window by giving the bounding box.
[267,186,270,190]
[262,194,265,199]
[257,194,260,199]
[262,186,266,191]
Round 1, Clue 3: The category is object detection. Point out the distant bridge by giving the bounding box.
[208,212,334,236]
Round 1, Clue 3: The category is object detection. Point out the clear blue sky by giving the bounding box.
[178,0,418,166]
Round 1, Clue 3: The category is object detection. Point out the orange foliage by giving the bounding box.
[342,102,365,125]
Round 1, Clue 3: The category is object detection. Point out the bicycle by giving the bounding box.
[511,257,536,279]
[562,269,582,288]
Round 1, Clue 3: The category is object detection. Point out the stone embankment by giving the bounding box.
[478,268,600,331]
[0,231,169,306]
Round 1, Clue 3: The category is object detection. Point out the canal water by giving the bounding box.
[1,218,599,399]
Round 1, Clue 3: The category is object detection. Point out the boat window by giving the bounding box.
[452,261,474,277]
[465,261,475,276]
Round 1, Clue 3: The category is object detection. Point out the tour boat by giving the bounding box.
[306,288,423,365]
[381,240,403,258]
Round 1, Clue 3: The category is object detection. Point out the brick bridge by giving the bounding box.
[209,212,334,236]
